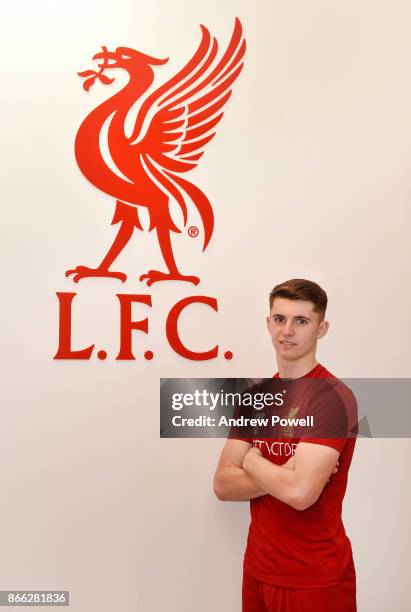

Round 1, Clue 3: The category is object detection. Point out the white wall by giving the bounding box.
[1,1,410,610]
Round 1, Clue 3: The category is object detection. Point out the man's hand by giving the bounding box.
[242,446,262,473]
[283,455,340,481]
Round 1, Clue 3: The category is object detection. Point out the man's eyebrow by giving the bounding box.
[272,313,312,320]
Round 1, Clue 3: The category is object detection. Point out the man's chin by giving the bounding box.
[276,347,301,361]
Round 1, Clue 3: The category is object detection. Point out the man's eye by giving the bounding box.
[297,319,307,325]
[274,317,284,323]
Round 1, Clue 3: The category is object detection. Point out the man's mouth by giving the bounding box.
[280,341,297,345]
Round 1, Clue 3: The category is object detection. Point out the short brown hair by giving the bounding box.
[269,279,328,319]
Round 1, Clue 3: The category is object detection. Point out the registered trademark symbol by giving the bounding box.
[188,225,199,238]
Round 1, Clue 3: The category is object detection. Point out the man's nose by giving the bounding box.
[282,321,295,336]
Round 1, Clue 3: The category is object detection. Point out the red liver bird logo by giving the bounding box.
[66,18,246,286]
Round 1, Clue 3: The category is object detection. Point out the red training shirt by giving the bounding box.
[242,363,357,588]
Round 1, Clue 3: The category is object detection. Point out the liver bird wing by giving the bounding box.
[129,18,245,247]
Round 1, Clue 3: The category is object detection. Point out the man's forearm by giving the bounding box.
[213,465,266,501]
[243,453,301,508]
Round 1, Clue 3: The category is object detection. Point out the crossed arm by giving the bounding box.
[213,439,340,511]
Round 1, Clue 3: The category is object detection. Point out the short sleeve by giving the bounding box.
[299,381,357,453]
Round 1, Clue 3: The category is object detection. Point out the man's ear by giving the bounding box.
[317,319,329,339]
[266,315,271,333]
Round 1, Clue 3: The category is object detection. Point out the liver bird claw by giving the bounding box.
[139,270,200,286]
[65,266,127,283]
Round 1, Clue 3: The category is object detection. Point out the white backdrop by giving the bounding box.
[2,1,411,610]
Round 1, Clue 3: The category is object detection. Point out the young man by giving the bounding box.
[213,279,357,612]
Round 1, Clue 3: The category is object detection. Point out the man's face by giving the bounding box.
[266,297,329,362]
